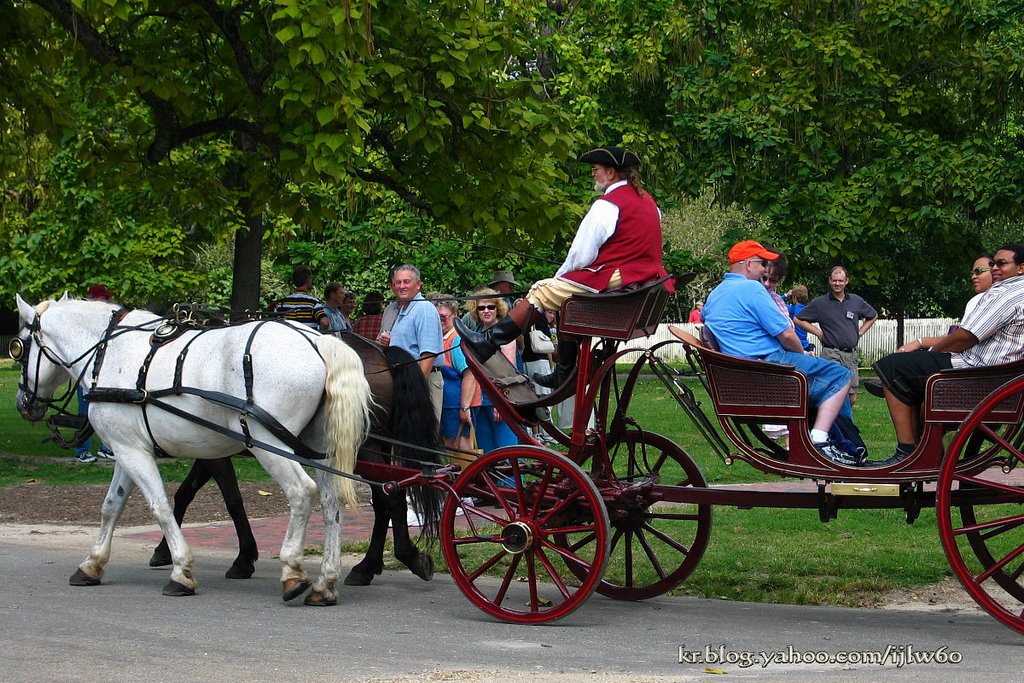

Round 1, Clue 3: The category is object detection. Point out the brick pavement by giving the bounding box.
[119,505,384,552]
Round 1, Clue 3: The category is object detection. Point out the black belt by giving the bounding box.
[824,345,855,353]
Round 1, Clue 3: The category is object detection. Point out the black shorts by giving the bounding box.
[873,351,954,406]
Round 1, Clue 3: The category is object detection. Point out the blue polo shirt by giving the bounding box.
[385,294,443,366]
[703,273,792,358]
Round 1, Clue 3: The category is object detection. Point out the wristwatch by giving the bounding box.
[460,406,472,412]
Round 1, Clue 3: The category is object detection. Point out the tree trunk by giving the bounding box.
[230,211,262,317]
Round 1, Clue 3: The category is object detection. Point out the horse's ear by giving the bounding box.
[16,293,36,323]
[59,291,70,302]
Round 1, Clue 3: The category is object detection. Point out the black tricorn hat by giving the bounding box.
[578,146,641,168]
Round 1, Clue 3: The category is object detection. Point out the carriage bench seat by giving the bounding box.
[692,344,809,420]
[924,358,1024,424]
[558,275,676,342]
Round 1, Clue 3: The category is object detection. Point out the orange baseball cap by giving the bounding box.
[728,240,780,265]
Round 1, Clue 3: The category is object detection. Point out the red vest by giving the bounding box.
[561,184,674,293]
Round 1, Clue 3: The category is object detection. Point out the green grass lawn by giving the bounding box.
[0,360,958,607]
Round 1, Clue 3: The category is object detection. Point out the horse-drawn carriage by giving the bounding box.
[10,283,1024,634]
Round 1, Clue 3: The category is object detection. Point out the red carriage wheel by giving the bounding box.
[937,376,1024,635]
[440,445,610,624]
[555,430,712,600]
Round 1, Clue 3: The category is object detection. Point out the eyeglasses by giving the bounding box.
[477,305,497,311]
[438,312,454,321]
[994,259,1016,268]
[761,276,779,284]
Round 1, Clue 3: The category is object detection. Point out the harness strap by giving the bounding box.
[241,320,271,404]
[90,310,126,391]
[86,385,327,461]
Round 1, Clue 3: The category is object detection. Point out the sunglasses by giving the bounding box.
[761,275,779,284]
[971,266,993,276]
[994,259,1017,268]
[477,304,497,311]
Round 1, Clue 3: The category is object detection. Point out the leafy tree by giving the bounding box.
[533,1,1024,327]
[2,0,580,306]
[671,1,1024,296]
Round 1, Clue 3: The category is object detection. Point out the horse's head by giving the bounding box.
[11,294,89,422]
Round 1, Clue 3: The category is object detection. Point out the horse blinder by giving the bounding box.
[8,336,27,364]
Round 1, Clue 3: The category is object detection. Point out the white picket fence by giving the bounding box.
[615,318,958,368]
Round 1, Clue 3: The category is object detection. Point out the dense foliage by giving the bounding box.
[2,1,1023,321]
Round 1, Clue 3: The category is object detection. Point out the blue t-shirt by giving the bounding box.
[703,273,791,358]
[788,302,812,350]
[385,294,443,366]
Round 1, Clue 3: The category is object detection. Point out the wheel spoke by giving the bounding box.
[494,552,522,606]
[634,527,668,580]
[975,542,1024,584]
[953,474,1024,499]
[640,519,693,555]
[952,512,1024,538]
[535,547,573,600]
[538,537,598,569]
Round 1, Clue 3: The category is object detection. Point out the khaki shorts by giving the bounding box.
[527,270,623,311]
[820,347,860,391]
[427,369,444,420]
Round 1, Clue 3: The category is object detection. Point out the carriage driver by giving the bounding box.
[457,145,674,388]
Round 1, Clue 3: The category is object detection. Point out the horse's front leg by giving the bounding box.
[149,459,212,568]
[70,463,135,586]
[130,452,199,596]
[305,468,344,606]
[253,453,316,601]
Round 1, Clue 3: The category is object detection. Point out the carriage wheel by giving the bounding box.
[937,376,1024,635]
[440,445,610,624]
[555,430,712,600]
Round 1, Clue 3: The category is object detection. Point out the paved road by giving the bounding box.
[0,523,1020,683]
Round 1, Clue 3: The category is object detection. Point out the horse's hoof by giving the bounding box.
[225,559,255,580]
[343,568,374,586]
[149,550,172,568]
[409,553,434,582]
[303,591,337,607]
[162,579,196,597]
[69,569,101,586]
[282,578,311,602]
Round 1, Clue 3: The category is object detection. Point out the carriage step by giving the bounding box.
[830,483,901,497]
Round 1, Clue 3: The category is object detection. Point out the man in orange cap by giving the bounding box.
[457,145,673,389]
[701,240,864,466]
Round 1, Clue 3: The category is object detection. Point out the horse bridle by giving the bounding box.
[9,309,115,447]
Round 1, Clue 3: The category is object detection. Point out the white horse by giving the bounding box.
[12,294,372,605]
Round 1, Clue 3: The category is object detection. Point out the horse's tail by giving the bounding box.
[316,335,373,512]
[384,346,444,542]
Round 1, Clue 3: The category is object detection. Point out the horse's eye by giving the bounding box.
[8,337,25,362]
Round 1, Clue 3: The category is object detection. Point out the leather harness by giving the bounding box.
[86,313,329,464]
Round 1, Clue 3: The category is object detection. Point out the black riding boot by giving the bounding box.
[455,300,538,361]
[533,338,579,389]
